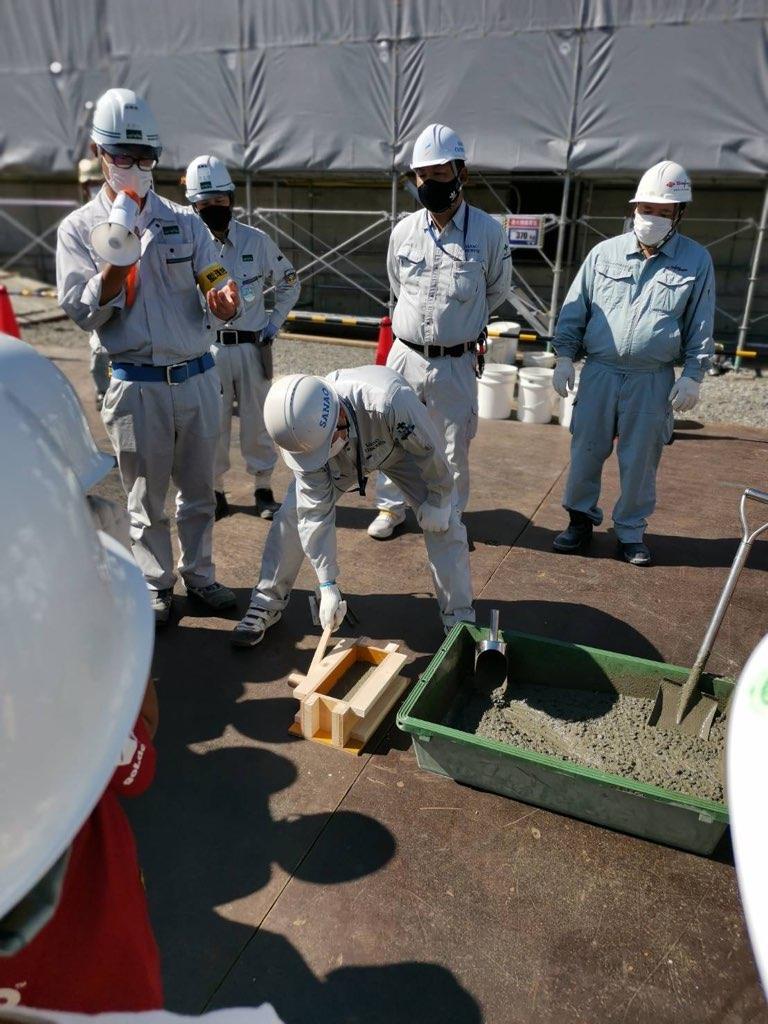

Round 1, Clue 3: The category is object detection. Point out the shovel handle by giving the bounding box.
[489,608,499,643]
[677,488,768,723]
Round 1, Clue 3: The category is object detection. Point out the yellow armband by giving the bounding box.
[196,262,228,294]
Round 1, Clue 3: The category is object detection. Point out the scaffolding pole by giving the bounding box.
[734,180,768,370]
[547,173,572,344]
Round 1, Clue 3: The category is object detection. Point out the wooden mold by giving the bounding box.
[288,636,409,754]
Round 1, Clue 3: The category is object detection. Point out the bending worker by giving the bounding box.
[57,88,240,624]
[551,160,715,566]
[232,365,475,647]
[184,155,300,521]
[367,123,511,540]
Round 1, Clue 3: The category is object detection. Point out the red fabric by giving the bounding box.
[374,316,393,366]
[0,719,163,1012]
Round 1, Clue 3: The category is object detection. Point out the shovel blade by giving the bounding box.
[647,678,719,739]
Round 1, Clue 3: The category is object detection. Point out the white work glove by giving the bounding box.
[552,356,575,398]
[319,582,346,632]
[668,376,700,413]
[416,501,452,534]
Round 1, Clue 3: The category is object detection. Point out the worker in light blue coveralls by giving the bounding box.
[551,160,715,566]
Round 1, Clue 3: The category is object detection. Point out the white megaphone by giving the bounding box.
[90,190,141,266]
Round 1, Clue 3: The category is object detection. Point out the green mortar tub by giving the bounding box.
[397,623,733,855]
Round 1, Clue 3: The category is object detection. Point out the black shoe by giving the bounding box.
[95,391,105,411]
[552,510,594,553]
[255,488,280,520]
[215,490,230,521]
[619,541,652,566]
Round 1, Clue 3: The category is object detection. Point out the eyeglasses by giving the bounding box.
[102,149,159,171]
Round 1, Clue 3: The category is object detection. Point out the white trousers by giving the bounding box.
[101,368,222,590]
[376,340,478,515]
[252,455,475,628]
[211,342,277,491]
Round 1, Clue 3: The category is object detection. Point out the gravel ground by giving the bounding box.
[450,681,726,804]
[21,317,768,431]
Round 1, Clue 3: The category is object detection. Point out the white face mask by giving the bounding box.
[634,211,673,248]
[328,433,347,459]
[104,161,153,199]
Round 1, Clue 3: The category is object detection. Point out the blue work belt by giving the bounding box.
[111,352,215,385]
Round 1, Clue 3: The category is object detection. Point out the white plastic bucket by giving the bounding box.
[522,350,556,369]
[478,366,513,419]
[487,321,520,364]
[517,366,554,424]
[485,362,518,403]
[485,336,512,365]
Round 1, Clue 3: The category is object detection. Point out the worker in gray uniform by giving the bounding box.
[551,160,715,566]
[184,154,300,521]
[232,365,475,647]
[368,123,511,540]
[57,88,240,625]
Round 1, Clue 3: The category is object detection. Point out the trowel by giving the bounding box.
[648,487,768,738]
[474,608,508,696]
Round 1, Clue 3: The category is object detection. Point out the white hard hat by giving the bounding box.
[411,123,466,170]
[0,384,154,921]
[90,87,161,154]
[263,373,341,472]
[728,633,768,996]
[184,154,234,203]
[630,160,692,204]
[0,336,114,490]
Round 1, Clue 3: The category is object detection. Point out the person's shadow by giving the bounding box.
[127,611,481,1023]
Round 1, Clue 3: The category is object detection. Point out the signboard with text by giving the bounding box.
[499,214,544,249]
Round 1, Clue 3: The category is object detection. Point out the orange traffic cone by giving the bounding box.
[374,315,393,366]
[0,286,21,339]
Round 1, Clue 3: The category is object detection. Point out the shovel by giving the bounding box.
[474,608,508,696]
[648,488,768,738]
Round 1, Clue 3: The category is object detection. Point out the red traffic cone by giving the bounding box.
[374,315,393,366]
[0,286,21,339]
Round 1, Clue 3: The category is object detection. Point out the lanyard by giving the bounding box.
[340,398,368,497]
[426,203,470,262]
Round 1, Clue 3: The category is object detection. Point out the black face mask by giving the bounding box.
[199,205,232,233]
[417,174,463,214]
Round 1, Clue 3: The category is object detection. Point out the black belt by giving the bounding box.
[216,329,263,346]
[111,353,214,385]
[400,339,476,359]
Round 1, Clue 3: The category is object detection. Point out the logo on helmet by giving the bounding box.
[319,386,331,428]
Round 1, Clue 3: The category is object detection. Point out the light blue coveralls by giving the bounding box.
[553,230,715,542]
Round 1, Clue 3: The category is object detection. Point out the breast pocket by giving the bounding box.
[163,242,194,291]
[450,260,484,302]
[652,271,697,317]
[593,261,633,312]
[396,244,426,294]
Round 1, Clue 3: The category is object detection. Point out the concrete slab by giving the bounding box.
[30,335,768,1023]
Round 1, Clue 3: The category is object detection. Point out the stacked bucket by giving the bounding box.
[479,322,578,426]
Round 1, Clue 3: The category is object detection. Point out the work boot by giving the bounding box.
[255,487,280,520]
[619,541,652,567]
[215,490,230,521]
[186,581,237,610]
[150,587,173,626]
[232,606,282,648]
[367,508,406,540]
[552,510,593,553]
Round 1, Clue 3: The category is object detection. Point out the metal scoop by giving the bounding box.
[474,608,508,696]
[648,488,768,738]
